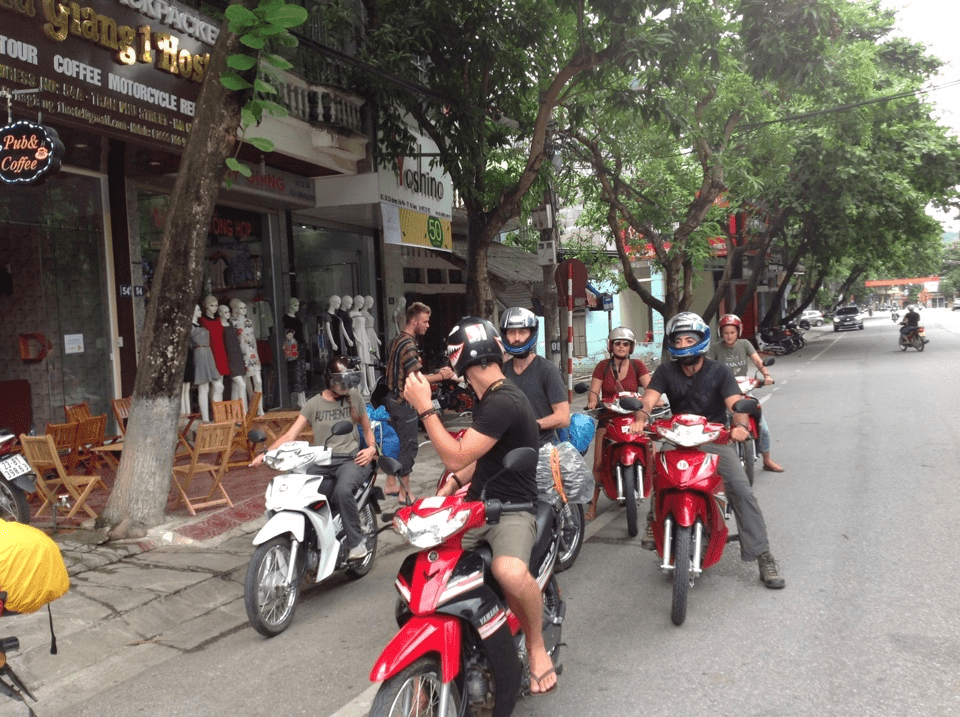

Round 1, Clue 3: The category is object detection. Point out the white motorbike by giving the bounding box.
[0,430,35,524]
[244,421,403,637]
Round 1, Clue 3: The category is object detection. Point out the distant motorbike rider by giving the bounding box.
[630,312,786,589]
[899,306,921,337]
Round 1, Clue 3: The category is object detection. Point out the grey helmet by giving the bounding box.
[607,326,636,354]
[500,307,539,358]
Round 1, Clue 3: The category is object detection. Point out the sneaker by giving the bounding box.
[348,543,370,560]
[758,551,785,589]
[641,521,656,551]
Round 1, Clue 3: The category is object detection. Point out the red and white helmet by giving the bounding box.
[718,314,743,338]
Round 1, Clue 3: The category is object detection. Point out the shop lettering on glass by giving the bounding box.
[0,119,64,184]
[210,211,256,240]
[38,0,212,82]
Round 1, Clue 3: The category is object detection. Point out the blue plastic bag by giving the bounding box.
[556,413,597,455]
[358,405,401,459]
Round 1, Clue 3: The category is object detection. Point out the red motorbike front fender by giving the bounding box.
[370,615,462,684]
[659,491,708,528]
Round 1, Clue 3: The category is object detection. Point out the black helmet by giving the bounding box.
[499,307,539,358]
[325,354,362,394]
[446,317,504,376]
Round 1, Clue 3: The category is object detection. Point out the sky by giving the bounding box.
[881,0,960,233]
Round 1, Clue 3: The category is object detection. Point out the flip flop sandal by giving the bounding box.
[530,667,558,696]
[762,464,785,473]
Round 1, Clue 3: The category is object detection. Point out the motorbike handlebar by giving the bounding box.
[484,499,537,525]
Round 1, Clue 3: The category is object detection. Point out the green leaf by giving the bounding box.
[254,79,277,95]
[247,137,275,152]
[240,108,258,127]
[220,72,253,91]
[274,32,299,48]
[224,4,258,25]
[267,5,308,28]
[226,157,252,177]
[226,54,258,71]
[261,53,294,71]
[261,100,288,118]
[240,35,266,50]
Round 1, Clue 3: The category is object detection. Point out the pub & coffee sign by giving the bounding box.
[0,119,64,184]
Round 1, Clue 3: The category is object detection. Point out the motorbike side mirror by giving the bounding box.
[762,357,775,367]
[503,446,538,474]
[378,455,403,477]
[331,420,354,436]
[618,396,642,412]
[574,382,590,395]
[732,397,759,415]
[248,429,267,444]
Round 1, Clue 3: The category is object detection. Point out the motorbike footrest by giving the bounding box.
[726,533,740,544]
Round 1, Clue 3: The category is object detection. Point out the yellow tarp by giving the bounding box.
[0,520,69,614]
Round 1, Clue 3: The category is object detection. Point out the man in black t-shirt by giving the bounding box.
[404,317,558,696]
[632,312,786,590]
[899,306,921,338]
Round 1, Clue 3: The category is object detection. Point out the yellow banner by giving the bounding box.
[398,206,452,250]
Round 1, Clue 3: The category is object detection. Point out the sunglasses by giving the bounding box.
[612,340,632,347]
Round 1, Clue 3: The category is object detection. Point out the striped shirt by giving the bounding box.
[386,331,423,398]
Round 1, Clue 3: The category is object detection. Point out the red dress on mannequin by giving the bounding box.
[199,314,229,376]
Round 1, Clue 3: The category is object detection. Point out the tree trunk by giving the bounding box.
[99,11,253,538]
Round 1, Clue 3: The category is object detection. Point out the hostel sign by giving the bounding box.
[0,119,64,184]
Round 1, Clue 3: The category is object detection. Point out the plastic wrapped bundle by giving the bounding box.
[556,413,597,455]
[536,441,595,505]
[360,405,401,459]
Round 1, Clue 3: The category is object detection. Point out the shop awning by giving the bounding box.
[435,239,543,311]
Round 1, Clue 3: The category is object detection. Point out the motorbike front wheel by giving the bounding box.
[622,464,639,537]
[0,479,30,524]
[244,536,305,637]
[671,524,693,626]
[345,502,378,579]
[371,656,467,717]
[899,338,908,351]
[741,438,757,487]
[915,336,925,352]
[554,502,584,572]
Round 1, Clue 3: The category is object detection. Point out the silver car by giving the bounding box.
[833,306,864,332]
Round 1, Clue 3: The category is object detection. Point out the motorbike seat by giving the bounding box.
[529,501,556,572]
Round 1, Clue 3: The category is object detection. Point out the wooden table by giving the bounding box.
[251,410,313,445]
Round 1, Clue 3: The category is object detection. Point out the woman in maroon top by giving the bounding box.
[584,327,651,519]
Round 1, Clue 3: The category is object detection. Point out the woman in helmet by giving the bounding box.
[708,314,783,472]
[630,312,785,589]
[583,327,652,520]
[252,355,378,560]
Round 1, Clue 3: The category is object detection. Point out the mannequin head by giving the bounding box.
[203,295,218,318]
[364,295,375,311]
[286,297,300,316]
[193,304,202,323]
[327,295,341,312]
[353,295,364,312]
[229,298,246,318]
[341,295,353,311]
[218,304,231,324]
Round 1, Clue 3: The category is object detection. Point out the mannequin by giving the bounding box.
[362,295,381,390]
[336,294,356,357]
[199,295,230,379]
[220,304,249,412]
[230,298,264,415]
[283,297,307,407]
[190,304,223,421]
[182,312,196,416]
[350,294,370,396]
[322,295,342,352]
[391,296,407,343]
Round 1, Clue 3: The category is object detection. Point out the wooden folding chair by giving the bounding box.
[45,421,80,473]
[20,433,107,519]
[75,415,108,473]
[64,402,92,423]
[171,421,236,515]
[213,394,261,468]
[112,396,132,436]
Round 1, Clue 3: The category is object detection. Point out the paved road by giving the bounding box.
[10,309,960,717]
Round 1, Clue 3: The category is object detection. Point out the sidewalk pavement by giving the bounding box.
[5,382,603,714]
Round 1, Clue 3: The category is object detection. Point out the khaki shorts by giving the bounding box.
[462,511,537,566]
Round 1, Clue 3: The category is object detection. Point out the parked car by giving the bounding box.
[833,306,864,332]
[953,300,960,311]
[800,310,824,327]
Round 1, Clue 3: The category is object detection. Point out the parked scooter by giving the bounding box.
[574,383,664,537]
[733,358,775,487]
[899,324,927,352]
[0,431,35,524]
[243,422,403,637]
[644,408,754,626]
[370,447,564,717]
[756,324,795,356]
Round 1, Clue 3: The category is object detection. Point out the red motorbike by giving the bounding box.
[576,384,657,537]
[733,357,774,487]
[370,448,564,717]
[645,410,753,626]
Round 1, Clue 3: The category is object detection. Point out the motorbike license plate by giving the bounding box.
[0,453,32,480]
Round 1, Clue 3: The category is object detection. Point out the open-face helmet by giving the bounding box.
[607,327,636,354]
[718,314,743,338]
[665,312,711,365]
[446,317,504,376]
[326,354,362,395]
[499,307,539,358]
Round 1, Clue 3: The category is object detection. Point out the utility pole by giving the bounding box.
[535,189,560,369]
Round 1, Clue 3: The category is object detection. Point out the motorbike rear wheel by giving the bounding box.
[899,338,908,351]
[554,502,584,572]
[741,438,757,487]
[671,524,693,626]
[345,502,378,579]
[0,479,30,524]
[915,336,925,352]
[244,536,305,637]
[371,656,467,717]
[622,464,639,537]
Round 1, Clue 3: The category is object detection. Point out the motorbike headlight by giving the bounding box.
[394,506,471,549]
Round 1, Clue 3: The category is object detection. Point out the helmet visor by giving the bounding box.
[330,370,362,392]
